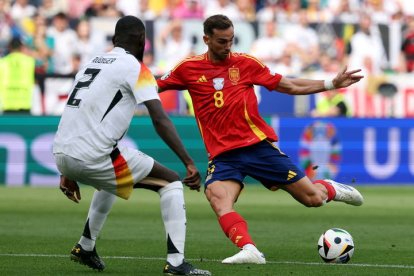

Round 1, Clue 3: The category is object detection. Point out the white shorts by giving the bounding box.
[54,146,154,199]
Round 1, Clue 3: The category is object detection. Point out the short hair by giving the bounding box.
[112,15,145,46]
[112,16,146,61]
[54,12,68,20]
[203,14,233,36]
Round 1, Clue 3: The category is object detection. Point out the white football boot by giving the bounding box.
[222,244,266,264]
[325,179,364,206]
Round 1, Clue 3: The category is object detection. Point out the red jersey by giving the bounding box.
[157,52,282,159]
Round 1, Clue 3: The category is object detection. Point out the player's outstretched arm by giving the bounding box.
[144,99,201,191]
[276,66,364,95]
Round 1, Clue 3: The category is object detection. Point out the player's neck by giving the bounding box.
[206,51,229,64]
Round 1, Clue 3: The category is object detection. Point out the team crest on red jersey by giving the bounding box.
[228,67,240,84]
[213,78,224,90]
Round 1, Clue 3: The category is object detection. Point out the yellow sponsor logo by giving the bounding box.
[235,235,243,244]
[197,75,207,82]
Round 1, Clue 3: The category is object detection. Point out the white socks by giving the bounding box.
[78,181,187,267]
[79,190,116,251]
[158,181,186,266]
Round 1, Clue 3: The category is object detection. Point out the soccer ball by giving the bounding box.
[317,228,354,263]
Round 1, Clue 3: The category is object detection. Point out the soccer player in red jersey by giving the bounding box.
[157,14,364,264]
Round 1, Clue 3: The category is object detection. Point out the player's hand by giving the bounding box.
[333,66,364,88]
[182,164,201,192]
[59,175,81,203]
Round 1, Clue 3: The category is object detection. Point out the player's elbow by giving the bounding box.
[276,85,300,95]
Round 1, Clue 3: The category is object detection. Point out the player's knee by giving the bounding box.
[158,181,183,196]
[167,171,180,182]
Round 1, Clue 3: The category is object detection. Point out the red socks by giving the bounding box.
[313,179,336,202]
[218,212,254,248]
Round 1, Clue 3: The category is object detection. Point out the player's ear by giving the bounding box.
[202,35,209,45]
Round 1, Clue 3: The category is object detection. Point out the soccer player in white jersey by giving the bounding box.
[53,16,211,276]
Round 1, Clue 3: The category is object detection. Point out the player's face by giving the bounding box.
[204,27,234,62]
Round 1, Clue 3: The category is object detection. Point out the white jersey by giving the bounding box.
[53,47,159,161]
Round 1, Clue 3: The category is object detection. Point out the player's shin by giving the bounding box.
[79,190,116,251]
[158,181,186,266]
[219,211,255,248]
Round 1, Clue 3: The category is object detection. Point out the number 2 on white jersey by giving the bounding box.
[67,68,101,107]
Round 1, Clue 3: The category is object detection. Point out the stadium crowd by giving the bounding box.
[0,0,413,115]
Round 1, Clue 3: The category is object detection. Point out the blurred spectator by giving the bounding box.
[67,0,92,19]
[347,14,387,75]
[84,0,105,17]
[37,0,68,20]
[156,19,193,73]
[136,0,157,20]
[363,0,397,25]
[10,0,36,24]
[250,20,286,72]
[256,0,281,22]
[236,0,256,22]
[204,0,242,21]
[304,0,333,23]
[283,10,320,71]
[171,0,204,19]
[71,52,82,73]
[84,0,124,18]
[400,16,414,72]
[74,18,106,68]
[272,48,303,76]
[0,37,35,114]
[316,53,341,73]
[46,12,77,74]
[25,13,55,74]
[143,38,157,73]
[311,89,351,117]
[399,0,414,17]
[116,0,139,16]
[100,0,124,18]
[331,0,359,24]
[148,0,169,17]
[0,0,13,57]
[278,0,301,23]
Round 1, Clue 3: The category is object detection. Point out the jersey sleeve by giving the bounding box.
[156,62,188,91]
[133,63,160,104]
[246,55,282,91]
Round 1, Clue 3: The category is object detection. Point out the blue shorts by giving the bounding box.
[204,140,305,190]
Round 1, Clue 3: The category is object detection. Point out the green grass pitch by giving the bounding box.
[0,185,413,275]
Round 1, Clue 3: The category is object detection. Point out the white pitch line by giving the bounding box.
[1,253,413,270]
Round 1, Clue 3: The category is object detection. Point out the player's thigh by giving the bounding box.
[147,161,179,182]
[82,147,155,199]
[133,161,181,191]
